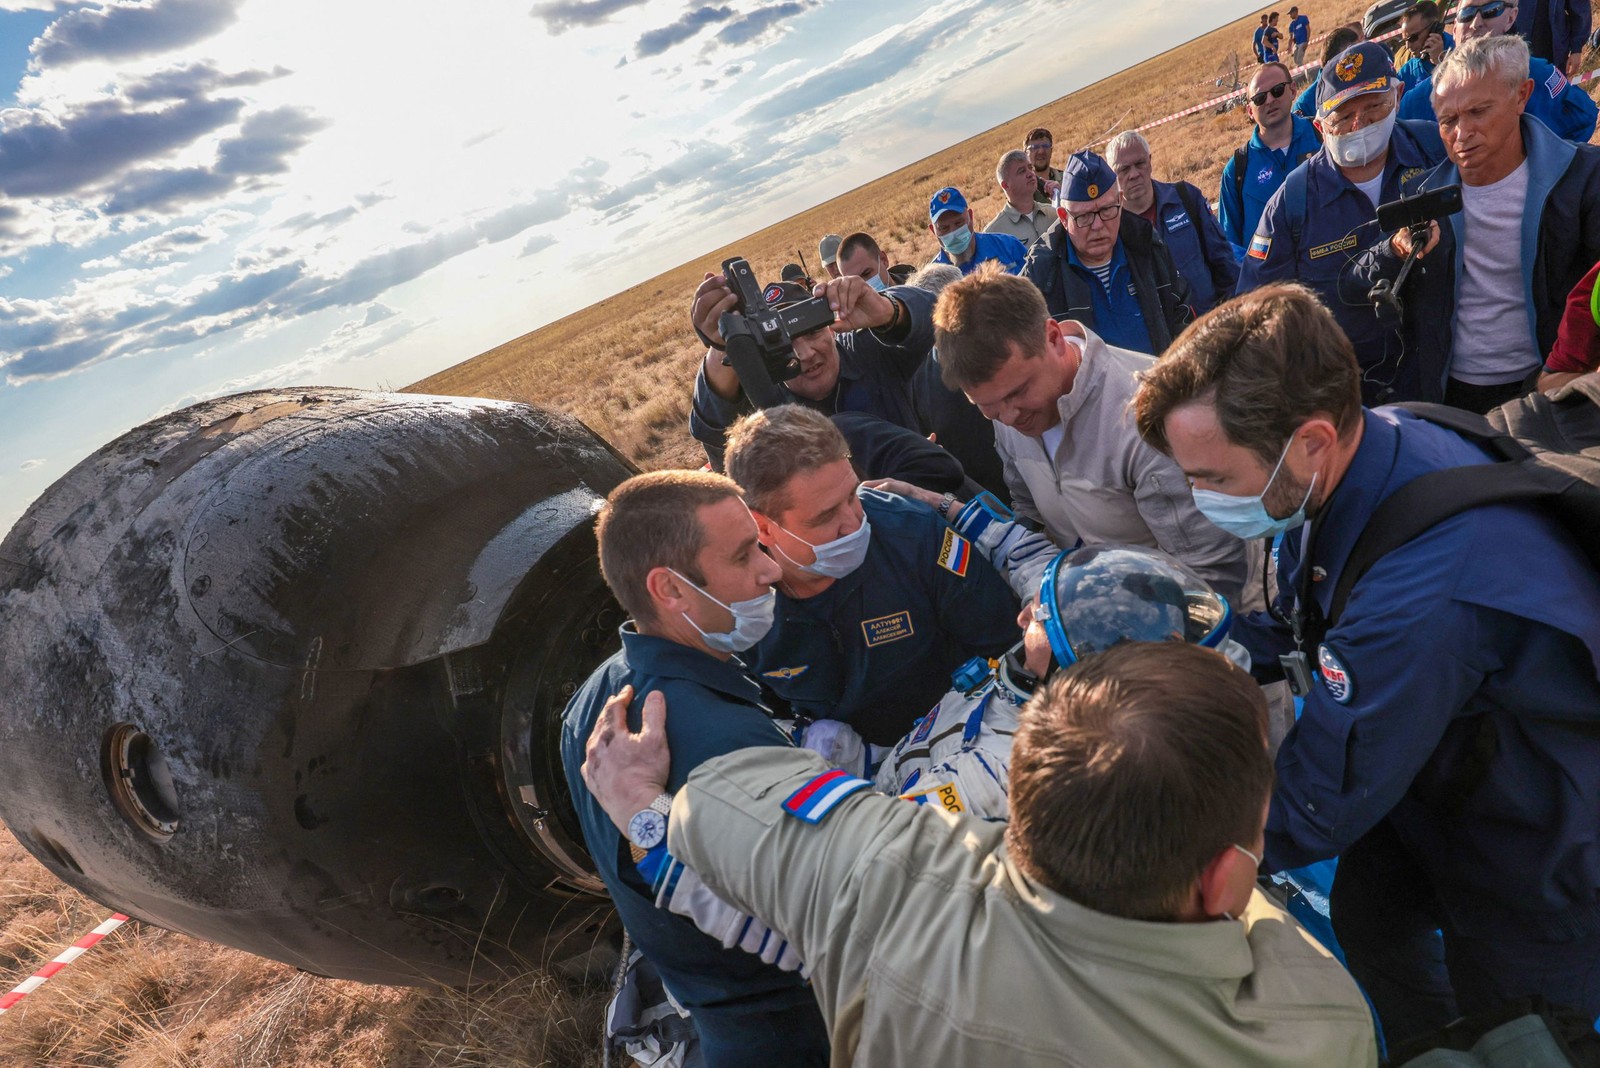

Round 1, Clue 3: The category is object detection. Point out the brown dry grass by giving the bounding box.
[13,3,1600,1064]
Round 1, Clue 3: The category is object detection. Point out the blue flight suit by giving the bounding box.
[933,230,1029,275]
[1218,116,1323,257]
[1399,56,1598,142]
[1397,31,1453,89]
[1236,121,1446,404]
[560,628,830,1067]
[689,284,936,469]
[1237,408,1600,1037]
[1147,179,1240,313]
[749,488,1019,745]
[1292,81,1318,121]
[1064,240,1152,354]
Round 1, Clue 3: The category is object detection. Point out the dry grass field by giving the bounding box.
[7,1,1599,1063]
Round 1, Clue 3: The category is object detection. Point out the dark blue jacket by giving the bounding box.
[1236,120,1447,403]
[1514,0,1592,72]
[560,628,829,1066]
[1147,180,1240,313]
[1349,115,1600,401]
[1218,116,1323,255]
[689,284,936,468]
[749,488,1019,744]
[1399,56,1598,143]
[1022,213,1195,355]
[1397,31,1454,89]
[933,230,1029,275]
[1242,409,1600,942]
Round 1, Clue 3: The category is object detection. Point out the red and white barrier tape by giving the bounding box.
[0,913,130,1015]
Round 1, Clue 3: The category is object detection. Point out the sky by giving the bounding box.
[0,0,1264,535]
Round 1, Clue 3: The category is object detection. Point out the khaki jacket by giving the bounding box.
[985,201,1057,246]
[670,747,1377,1068]
[994,327,1258,609]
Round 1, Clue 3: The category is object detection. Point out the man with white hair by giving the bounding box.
[1356,34,1600,411]
[1106,131,1239,314]
[1398,0,1597,141]
[985,149,1057,246]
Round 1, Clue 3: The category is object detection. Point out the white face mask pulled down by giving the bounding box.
[669,568,776,653]
[1325,104,1397,169]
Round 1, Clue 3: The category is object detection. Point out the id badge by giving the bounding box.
[1279,650,1315,697]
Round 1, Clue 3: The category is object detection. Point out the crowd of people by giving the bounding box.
[559,12,1600,1067]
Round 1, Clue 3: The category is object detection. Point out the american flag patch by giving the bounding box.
[1547,67,1567,97]
[782,769,871,824]
[1248,233,1271,260]
[937,528,971,576]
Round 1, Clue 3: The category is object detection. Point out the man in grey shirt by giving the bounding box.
[985,150,1057,246]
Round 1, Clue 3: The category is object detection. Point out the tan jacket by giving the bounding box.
[994,327,1258,609]
[985,201,1057,246]
[670,747,1378,1068]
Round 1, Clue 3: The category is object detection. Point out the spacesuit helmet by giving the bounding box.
[1034,544,1232,666]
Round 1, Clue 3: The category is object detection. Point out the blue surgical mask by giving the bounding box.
[775,515,872,579]
[866,274,888,292]
[1190,436,1316,541]
[669,568,776,653]
[938,224,973,256]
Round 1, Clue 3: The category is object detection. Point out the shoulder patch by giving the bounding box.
[1248,233,1271,260]
[1317,643,1354,704]
[783,769,871,824]
[1546,66,1567,97]
[937,528,971,576]
[904,780,966,815]
[762,664,810,680]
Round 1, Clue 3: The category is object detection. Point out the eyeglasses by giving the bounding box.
[1067,204,1122,228]
[1458,0,1510,21]
[1026,141,1052,152]
[1249,82,1291,107]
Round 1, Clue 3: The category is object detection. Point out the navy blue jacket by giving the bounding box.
[933,230,1030,275]
[689,284,936,469]
[1218,116,1323,255]
[1400,56,1598,143]
[1515,0,1592,72]
[1349,115,1600,401]
[1241,409,1600,942]
[560,628,829,1066]
[1022,213,1195,355]
[1236,121,1447,403]
[1147,180,1240,313]
[749,489,1019,744]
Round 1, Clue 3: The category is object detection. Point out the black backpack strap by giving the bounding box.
[1232,145,1249,219]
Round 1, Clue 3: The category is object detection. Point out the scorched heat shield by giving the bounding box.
[0,388,637,986]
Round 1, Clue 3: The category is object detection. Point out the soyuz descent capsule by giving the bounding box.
[0,388,636,986]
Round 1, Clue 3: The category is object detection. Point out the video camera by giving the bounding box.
[1369,184,1462,325]
[717,256,836,409]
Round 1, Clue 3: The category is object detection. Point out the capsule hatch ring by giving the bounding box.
[101,723,182,840]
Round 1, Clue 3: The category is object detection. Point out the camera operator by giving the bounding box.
[688,271,935,469]
[1352,35,1600,412]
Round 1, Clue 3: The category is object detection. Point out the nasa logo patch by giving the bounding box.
[1317,644,1353,704]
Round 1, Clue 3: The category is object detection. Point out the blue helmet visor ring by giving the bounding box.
[1035,545,1232,666]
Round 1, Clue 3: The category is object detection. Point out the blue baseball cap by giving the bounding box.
[1316,42,1398,117]
[928,186,969,223]
[1059,150,1116,205]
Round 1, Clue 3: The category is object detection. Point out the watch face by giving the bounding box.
[627,808,667,850]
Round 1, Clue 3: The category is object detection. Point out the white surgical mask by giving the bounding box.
[866,274,889,292]
[1325,105,1397,169]
[939,224,974,256]
[775,515,873,579]
[669,568,775,653]
[1190,436,1316,541]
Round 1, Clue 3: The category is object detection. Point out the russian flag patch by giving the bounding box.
[782,768,871,824]
[937,528,971,576]
[1247,233,1271,260]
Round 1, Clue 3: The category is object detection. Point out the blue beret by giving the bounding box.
[1317,42,1398,116]
[1061,151,1116,204]
[929,186,968,222]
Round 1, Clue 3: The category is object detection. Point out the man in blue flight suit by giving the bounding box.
[688,272,935,468]
[1236,43,1447,405]
[1022,151,1194,356]
[1106,130,1239,314]
[724,404,1020,745]
[1396,3,1453,89]
[929,186,1029,276]
[1398,0,1598,142]
[1133,284,1600,1047]
[560,470,829,1066]
[1222,62,1324,259]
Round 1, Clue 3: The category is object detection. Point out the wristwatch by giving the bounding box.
[937,492,957,519]
[626,793,674,861]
